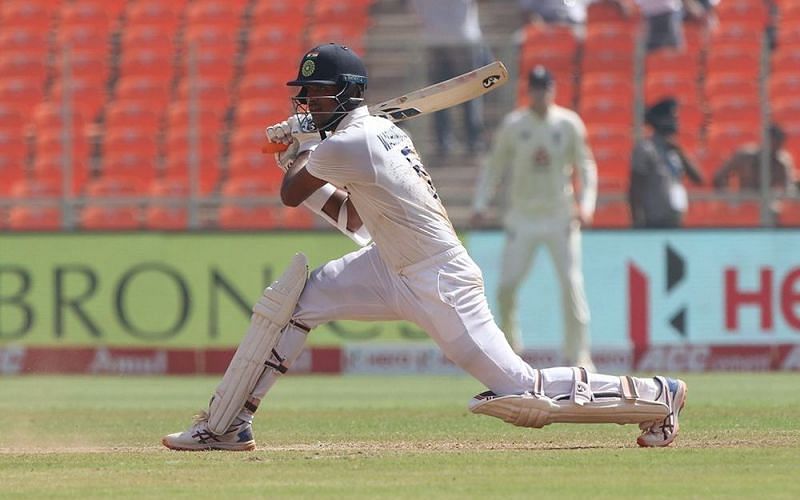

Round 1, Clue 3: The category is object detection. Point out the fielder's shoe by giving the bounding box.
[637,377,688,447]
[162,411,255,451]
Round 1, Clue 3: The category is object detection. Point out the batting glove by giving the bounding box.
[265,116,321,171]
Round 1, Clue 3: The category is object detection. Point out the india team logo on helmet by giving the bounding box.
[301,59,316,77]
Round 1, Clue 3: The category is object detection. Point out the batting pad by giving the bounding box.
[469,372,669,428]
[207,253,309,434]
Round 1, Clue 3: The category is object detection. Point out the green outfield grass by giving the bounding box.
[1,373,799,499]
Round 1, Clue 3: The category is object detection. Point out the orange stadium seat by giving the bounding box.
[276,205,315,229]
[707,96,760,124]
[101,152,158,187]
[684,199,761,227]
[586,1,636,24]
[218,177,280,230]
[771,50,800,81]
[234,98,290,128]
[166,102,224,135]
[581,96,634,127]
[0,52,47,81]
[104,128,159,159]
[176,77,230,114]
[125,1,181,31]
[228,127,270,159]
[1,1,56,30]
[251,0,309,28]
[706,124,759,162]
[0,77,45,115]
[186,1,242,28]
[592,146,630,189]
[585,23,638,52]
[33,129,91,163]
[709,19,764,48]
[772,97,800,125]
[227,149,283,185]
[311,0,372,26]
[121,26,175,54]
[581,73,634,100]
[115,76,172,106]
[31,156,91,196]
[104,100,163,132]
[31,102,87,132]
[307,25,366,54]
[118,49,174,81]
[0,104,24,133]
[0,27,49,55]
[715,0,768,24]
[706,47,760,77]
[645,48,701,75]
[778,199,800,227]
[7,206,62,231]
[184,25,238,56]
[49,77,106,120]
[60,1,111,30]
[175,48,235,83]
[144,178,189,230]
[162,159,221,195]
[80,176,145,230]
[237,73,286,101]
[52,47,109,85]
[581,49,634,75]
[242,46,306,83]
[592,199,630,228]
[56,23,109,54]
[705,72,759,100]
[248,24,304,52]
[0,154,26,197]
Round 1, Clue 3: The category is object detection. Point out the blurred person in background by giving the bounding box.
[636,0,714,52]
[409,0,489,160]
[470,66,597,371]
[629,97,704,228]
[518,0,630,39]
[712,123,796,224]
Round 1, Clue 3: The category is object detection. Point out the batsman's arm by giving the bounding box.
[282,152,365,237]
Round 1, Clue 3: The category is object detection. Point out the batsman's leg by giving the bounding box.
[469,366,688,447]
[162,253,309,451]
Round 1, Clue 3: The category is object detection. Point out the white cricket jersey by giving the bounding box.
[473,105,597,220]
[305,106,462,272]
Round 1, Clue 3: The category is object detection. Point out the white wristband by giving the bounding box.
[304,183,337,212]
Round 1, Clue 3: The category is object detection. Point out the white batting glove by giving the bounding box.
[265,116,321,171]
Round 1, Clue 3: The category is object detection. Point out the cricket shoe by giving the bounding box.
[637,377,687,447]
[162,410,255,451]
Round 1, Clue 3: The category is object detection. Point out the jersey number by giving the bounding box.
[402,146,438,199]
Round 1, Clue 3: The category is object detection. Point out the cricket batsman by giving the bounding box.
[162,44,686,451]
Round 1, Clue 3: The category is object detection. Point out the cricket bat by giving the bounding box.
[262,60,508,153]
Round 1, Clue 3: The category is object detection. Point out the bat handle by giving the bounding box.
[262,142,289,154]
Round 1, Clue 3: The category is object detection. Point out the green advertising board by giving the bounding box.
[0,233,432,347]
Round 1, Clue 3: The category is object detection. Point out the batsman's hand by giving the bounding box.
[265,116,320,171]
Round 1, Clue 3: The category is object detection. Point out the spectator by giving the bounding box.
[519,0,630,38]
[712,124,796,223]
[470,66,597,371]
[409,0,489,159]
[629,97,704,228]
[636,0,711,52]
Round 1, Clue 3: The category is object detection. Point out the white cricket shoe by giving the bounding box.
[637,377,688,447]
[162,411,255,451]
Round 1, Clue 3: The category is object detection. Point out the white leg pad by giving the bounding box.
[469,369,669,428]
[207,253,308,434]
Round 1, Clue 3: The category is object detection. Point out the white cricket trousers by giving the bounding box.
[248,244,657,408]
[498,214,591,362]
[293,244,538,395]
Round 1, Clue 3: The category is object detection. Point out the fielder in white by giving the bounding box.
[471,65,597,369]
[162,44,686,451]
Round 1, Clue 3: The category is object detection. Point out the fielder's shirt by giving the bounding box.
[473,104,597,221]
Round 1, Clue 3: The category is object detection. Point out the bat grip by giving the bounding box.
[262,142,289,154]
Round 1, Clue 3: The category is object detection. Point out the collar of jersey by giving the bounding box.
[335,105,369,131]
